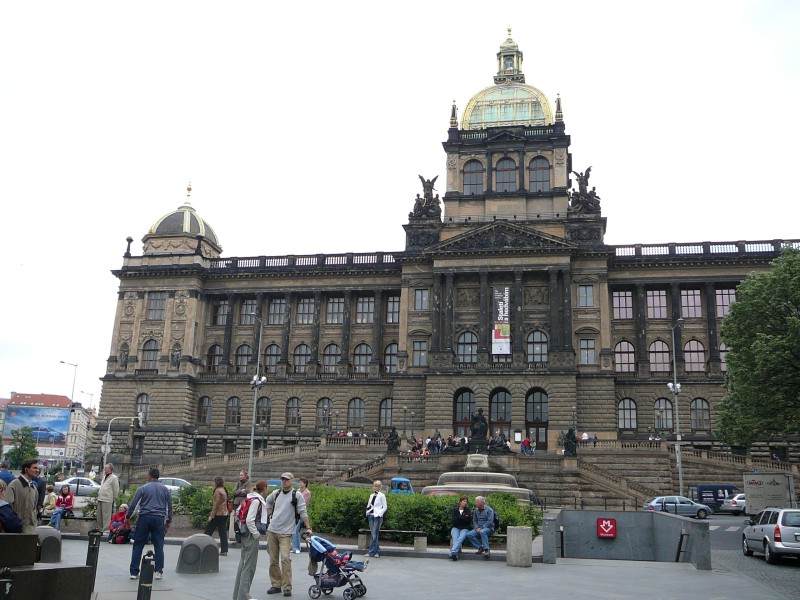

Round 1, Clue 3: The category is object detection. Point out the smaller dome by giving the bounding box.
[461,83,553,130]
[149,202,219,246]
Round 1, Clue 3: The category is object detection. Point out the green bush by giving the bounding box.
[175,485,214,528]
[305,486,541,542]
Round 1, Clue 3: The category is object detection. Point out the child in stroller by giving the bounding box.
[306,535,368,599]
[108,503,132,544]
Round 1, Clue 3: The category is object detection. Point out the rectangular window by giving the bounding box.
[267,298,286,325]
[356,297,374,324]
[326,297,344,324]
[213,299,230,326]
[412,340,428,366]
[240,299,257,325]
[147,292,167,320]
[386,295,400,323]
[715,288,736,318]
[681,289,702,318]
[579,339,596,365]
[612,291,633,319]
[296,298,314,324]
[578,285,594,307]
[414,289,429,310]
[646,290,667,319]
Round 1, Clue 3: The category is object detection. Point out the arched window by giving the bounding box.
[226,397,241,426]
[323,344,341,374]
[348,398,365,429]
[525,389,548,449]
[136,393,150,423]
[496,158,517,192]
[453,389,475,437]
[353,343,372,374]
[653,398,673,433]
[528,157,550,192]
[197,396,212,425]
[456,331,478,364]
[526,331,548,365]
[316,398,332,430]
[286,397,302,426]
[207,344,223,374]
[141,339,159,370]
[235,344,252,374]
[719,342,728,372]
[379,398,393,429]
[690,398,711,430]
[649,341,670,372]
[618,398,637,430]
[614,341,636,372]
[383,343,398,374]
[256,397,271,426]
[293,344,311,373]
[264,344,281,374]
[490,389,512,437]
[463,160,484,195]
[684,340,706,372]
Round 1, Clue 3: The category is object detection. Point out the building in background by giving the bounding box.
[93,32,799,466]
[66,403,96,468]
[0,397,9,456]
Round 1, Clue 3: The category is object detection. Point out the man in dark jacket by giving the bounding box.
[465,496,495,556]
[0,480,24,533]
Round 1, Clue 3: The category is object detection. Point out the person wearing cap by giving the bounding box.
[264,472,312,597]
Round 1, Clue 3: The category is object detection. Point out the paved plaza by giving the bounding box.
[54,534,784,600]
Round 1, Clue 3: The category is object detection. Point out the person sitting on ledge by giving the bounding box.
[464,496,495,556]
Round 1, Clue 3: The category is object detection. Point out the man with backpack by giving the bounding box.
[265,473,312,597]
[233,479,268,600]
[464,495,495,556]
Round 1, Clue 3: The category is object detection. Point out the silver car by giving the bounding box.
[643,495,711,519]
[720,493,746,516]
[742,508,800,564]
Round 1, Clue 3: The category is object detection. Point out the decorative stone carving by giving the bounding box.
[555,148,566,165]
[437,223,573,253]
[455,288,479,308]
[408,232,440,247]
[566,226,602,243]
[124,301,135,316]
[139,329,163,344]
[524,286,549,306]
[569,166,601,213]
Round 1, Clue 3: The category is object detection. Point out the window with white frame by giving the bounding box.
[356,297,374,323]
[613,291,633,319]
[578,285,594,307]
[646,290,667,319]
[681,289,702,318]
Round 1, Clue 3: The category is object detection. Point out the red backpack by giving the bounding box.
[237,496,267,534]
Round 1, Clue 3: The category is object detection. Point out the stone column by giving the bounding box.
[431,273,442,352]
[562,268,573,349]
[548,269,560,348]
[311,291,322,367]
[372,290,383,358]
[513,270,524,353]
[444,272,454,351]
[670,283,683,363]
[279,292,293,365]
[339,290,352,369]
[485,151,494,193]
[636,284,649,376]
[222,293,235,366]
[704,282,720,362]
[518,150,526,192]
[479,271,490,352]
[397,278,411,371]
[252,293,265,366]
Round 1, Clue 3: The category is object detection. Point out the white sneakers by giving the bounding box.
[154,572,163,580]
[292,549,301,554]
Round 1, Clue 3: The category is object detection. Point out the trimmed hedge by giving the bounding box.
[306,486,541,543]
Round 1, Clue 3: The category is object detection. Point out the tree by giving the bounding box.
[5,426,38,469]
[717,248,800,446]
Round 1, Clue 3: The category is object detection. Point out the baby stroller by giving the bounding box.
[306,535,368,599]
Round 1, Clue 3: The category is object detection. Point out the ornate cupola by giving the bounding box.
[494,27,525,84]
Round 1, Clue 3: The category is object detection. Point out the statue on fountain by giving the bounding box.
[386,426,400,454]
[468,408,489,454]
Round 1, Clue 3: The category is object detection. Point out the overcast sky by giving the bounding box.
[1,1,798,410]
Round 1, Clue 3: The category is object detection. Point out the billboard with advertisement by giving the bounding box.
[492,286,511,354]
[3,405,70,457]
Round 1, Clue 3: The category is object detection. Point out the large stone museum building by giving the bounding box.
[95,33,797,465]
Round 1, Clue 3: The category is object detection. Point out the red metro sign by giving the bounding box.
[597,518,617,539]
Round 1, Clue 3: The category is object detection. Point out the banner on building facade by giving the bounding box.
[492,286,511,354]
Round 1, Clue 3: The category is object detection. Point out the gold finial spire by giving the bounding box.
[507,26,512,38]
[555,93,563,122]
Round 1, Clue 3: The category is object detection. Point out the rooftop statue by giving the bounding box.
[569,166,601,214]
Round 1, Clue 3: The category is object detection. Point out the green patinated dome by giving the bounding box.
[461,83,553,129]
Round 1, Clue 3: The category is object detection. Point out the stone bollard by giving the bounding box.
[357,531,369,550]
[36,526,62,563]
[176,534,219,574]
[413,534,427,553]
[506,526,533,567]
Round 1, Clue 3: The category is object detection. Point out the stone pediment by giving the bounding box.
[427,222,576,254]
[486,129,527,143]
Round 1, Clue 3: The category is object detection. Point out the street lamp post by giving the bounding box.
[248,314,267,480]
[261,419,267,451]
[103,414,143,467]
[410,411,415,440]
[668,317,685,497]
[80,390,94,410]
[402,405,407,439]
[192,429,198,457]
[60,361,78,402]
[334,411,340,433]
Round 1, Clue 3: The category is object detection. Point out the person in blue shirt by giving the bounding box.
[126,467,173,581]
[0,462,14,486]
[464,496,495,555]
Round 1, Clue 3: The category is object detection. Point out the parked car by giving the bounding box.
[31,426,67,444]
[643,496,711,519]
[58,477,101,496]
[720,493,746,516]
[159,477,192,496]
[742,508,800,563]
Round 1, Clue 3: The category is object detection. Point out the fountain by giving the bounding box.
[420,454,533,504]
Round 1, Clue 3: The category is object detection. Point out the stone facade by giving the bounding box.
[93,33,798,466]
